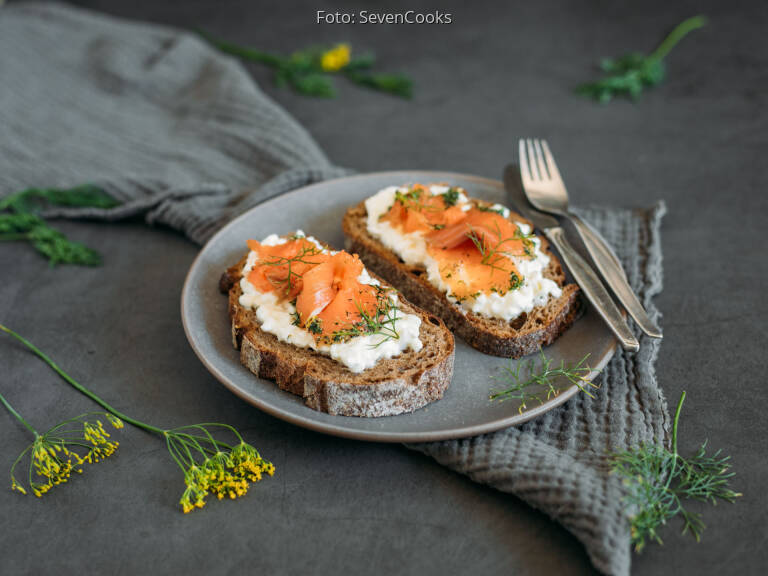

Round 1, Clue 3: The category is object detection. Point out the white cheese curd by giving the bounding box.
[364,186,562,321]
[327,294,422,373]
[428,184,470,205]
[238,231,422,373]
[490,203,511,218]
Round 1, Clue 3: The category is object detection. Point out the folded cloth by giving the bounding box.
[409,201,667,576]
[0,2,348,243]
[0,4,667,575]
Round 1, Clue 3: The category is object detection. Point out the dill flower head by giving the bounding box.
[10,413,122,497]
[320,43,351,71]
[1,324,274,515]
[165,426,275,514]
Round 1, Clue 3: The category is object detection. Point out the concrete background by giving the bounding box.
[1,0,766,574]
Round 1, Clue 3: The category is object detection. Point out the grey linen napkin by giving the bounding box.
[1,4,667,576]
[408,202,668,576]
[0,2,348,243]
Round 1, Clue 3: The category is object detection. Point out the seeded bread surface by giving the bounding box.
[342,201,580,357]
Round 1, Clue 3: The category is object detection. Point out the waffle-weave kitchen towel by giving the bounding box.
[0,2,348,243]
[409,200,668,576]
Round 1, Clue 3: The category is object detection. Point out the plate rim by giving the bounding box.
[181,170,616,443]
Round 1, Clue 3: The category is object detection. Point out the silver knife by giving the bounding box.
[503,165,639,352]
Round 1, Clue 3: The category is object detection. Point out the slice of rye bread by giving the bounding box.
[219,257,455,418]
[342,201,581,358]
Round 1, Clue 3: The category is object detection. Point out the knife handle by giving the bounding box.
[569,213,662,339]
[544,227,639,352]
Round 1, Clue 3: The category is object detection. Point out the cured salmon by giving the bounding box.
[296,251,378,338]
[246,237,382,341]
[382,186,535,300]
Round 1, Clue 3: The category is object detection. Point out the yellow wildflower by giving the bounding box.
[321,43,351,71]
[176,439,274,513]
[9,414,121,498]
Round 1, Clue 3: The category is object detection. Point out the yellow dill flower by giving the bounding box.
[321,43,351,71]
[170,430,275,513]
[1,324,274,515]
[5,406,122,498]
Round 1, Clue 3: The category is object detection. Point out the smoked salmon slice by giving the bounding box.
[245,237,383,342]
[382,186,466,233]
[296,252,378,337]
[246,237,327,299]
[381,186,537,299]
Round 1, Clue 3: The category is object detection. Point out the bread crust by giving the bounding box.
[342,201,581,357]
[221,256,455,417]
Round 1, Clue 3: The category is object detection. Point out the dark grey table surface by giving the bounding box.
[1,1,766,574]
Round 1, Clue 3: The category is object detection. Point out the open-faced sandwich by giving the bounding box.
[219,231,455,417]
[343,184,580,357]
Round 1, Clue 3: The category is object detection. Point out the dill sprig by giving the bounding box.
[1,391,122,498]
[441,188,461,207]
[0,184,118,266]
[577,15,707,102]
[465,220,535,279]
[489,350,598,413]
[393,186,442,213]
[0,324,274,513]
[259,244,325,296]
[612,391,741,552]
[198,33,413,99]
[325,287,401,348]
[0,185,118,213]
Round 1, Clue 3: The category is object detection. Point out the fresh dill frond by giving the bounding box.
[441,188,461,207]
[476,204,505,215]
[394,187,423,208]
[0,184,119,213]
[258,244,325,296]
[327,288,401,348]
[306,317,323,335]
[513,227,536,257]
[0,213,101,266]
[466,219,532,277]
[198,32,413,99]
[611,391,741,552]
[489,349,598,413]
[576,15,707,102]
[0,184,118,266]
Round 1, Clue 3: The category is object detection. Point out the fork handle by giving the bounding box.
[569,212,663,339]
[544,227,639,352]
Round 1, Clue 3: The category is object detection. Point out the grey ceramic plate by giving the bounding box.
[181,171,616,442]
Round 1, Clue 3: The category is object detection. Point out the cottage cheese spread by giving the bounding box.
[238,231,422,373]
[364,186,562,321]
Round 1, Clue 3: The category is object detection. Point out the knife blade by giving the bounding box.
[503,165,639,352]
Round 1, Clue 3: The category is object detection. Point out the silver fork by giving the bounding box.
[519,139,662,339]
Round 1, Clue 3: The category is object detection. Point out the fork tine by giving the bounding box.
[533,139,549,180]
[540,140,563,182]
[525,139,540,180]
[518,139,532,183]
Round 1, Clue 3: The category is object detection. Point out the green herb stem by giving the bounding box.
[0,392,39,437]
[0,324,164,436]
[672,390,685,457]
[650,16,708,62]
[196,31,282,67]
